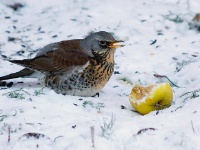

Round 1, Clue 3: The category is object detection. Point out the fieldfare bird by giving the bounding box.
[0,31,124,96]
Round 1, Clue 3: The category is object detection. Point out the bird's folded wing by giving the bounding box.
[11,49,89,74]
[47,48,89,72]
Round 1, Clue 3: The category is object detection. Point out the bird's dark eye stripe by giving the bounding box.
[99,40,107,45]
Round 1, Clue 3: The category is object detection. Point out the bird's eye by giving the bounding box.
[99,40,107,46]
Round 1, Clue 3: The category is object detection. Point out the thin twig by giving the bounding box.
[154,73,181,88]
[8,125,10,143]
[90,126,95,148]
[191,120,195,133]
[137,128,156,135]
[180,89,200,98]
[54,136,64,142]
[174,106,183,111]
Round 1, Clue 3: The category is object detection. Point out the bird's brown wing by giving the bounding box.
[10,40,89,74]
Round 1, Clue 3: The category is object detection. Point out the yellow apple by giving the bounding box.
[129,83,173,115]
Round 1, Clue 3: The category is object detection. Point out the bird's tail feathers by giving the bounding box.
[9,59,31,67]
[0,68,35,81]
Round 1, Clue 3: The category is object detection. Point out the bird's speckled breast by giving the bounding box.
[44,60,114,96]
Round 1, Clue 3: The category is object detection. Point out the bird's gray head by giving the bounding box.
[81,31,124,57]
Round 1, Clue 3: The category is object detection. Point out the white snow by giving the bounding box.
[0,0,200,149]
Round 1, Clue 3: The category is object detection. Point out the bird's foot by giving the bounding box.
[92,92,99,97]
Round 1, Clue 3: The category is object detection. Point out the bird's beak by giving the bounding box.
[108,40,125,49]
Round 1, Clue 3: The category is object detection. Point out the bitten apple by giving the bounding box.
[129,83,173,115]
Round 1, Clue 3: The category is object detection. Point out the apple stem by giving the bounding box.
[154,103,161,115]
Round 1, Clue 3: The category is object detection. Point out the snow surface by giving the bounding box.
[0,0,200,149]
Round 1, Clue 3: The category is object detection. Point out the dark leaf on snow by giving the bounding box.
[8,3,24,11]
[150,39,157,45]
[19,133,51,140]
[121,105,126,109]
[8,37,17,42]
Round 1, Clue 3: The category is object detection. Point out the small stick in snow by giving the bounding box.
[137,128,156,135]
[8,125,10,143]
[90,126,95,148]
[191,120,195,133]
[54,136,64,142]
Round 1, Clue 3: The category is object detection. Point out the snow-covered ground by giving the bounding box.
[0,0,200,149]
